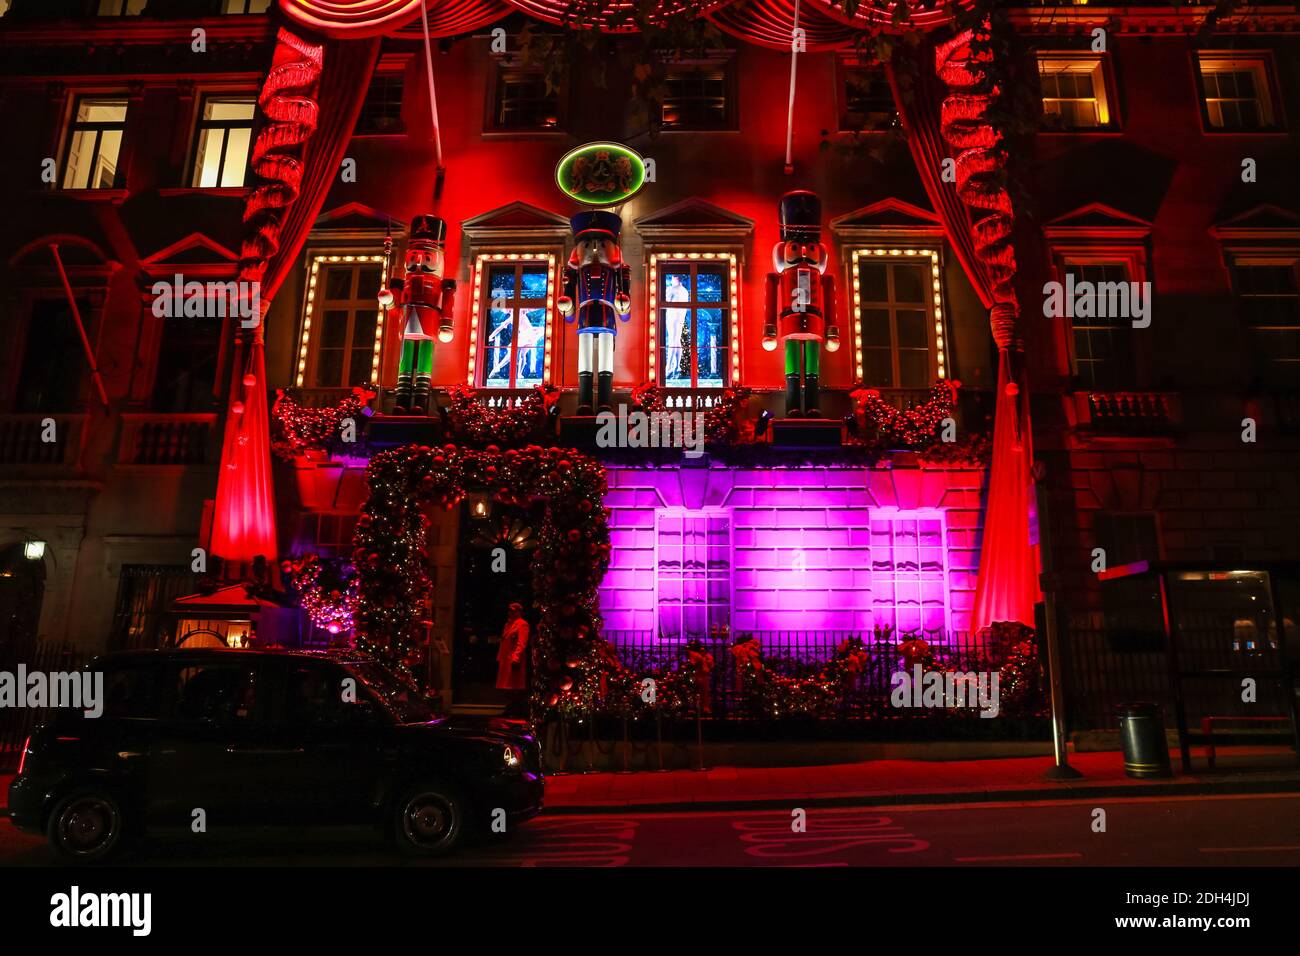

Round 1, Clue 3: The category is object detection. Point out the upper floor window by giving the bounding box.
[357,70,405,135]
[98,0,146,14]
[191,94,256,188]
[488,65,559,131]
[1037,54,1113,130]
[1232,258,1299,384]
[652,257,734,389]
[222,0,272,12]
[62,96,127,190]
[472,257,554,389]
[295,255,387,389]
[1062,260,1138,390]
[1197,54,1279,131]
[17,299,86,412]
[849,249,947,388]
[839,63,896,132]
[661,60,734,130]
[655,510,731,641]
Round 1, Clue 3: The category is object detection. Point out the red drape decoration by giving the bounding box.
[890,30,1038,630]
[709,0,856,52]
[211,28,381,565]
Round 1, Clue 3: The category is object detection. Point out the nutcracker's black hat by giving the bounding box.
[571,210,623,241]
[778,190,822,241]
[409,215,448,244]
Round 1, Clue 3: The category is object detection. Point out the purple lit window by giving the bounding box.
[655,510,731,641]
[870,515,948,637]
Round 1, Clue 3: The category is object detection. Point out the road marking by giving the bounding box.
[955,852,1083,862]
[734,811,930,859]
[1199,845,1300,853]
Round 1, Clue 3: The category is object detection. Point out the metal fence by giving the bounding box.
[602,629,1034,722]
[0,640,88,771]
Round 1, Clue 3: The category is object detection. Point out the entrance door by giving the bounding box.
[451,504,537,706]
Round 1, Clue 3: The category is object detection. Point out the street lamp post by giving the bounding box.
[1035,464,1083,780]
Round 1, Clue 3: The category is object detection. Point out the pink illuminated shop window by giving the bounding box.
[870,515,948,636]
[655,511,731,641]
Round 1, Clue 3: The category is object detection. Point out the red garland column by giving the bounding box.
[211,29,324,567]
[934,27,1039,631]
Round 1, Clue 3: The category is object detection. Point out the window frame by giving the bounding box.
[294,252,390,389]
[1036,52,1118,132]
[484,60,565,135]
[355,56,409,137]
[471,256,556,390]
[653,507,733,643]
[1194,51,1284,134]
[221,0,273,13]
[188,91,257,189]
[836,57,897,134]
[649,253,738,390]
[868,509,951,639]
[467,253,557,388]
[60,93,129,191]
[1228,253,1300,384]
[659,54,738,132]
[848,247,948,388]
[1052,251,1147,392]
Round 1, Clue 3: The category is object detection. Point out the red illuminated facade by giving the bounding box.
[1,1,1298,724]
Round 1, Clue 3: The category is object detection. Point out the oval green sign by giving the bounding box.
[555,142,646,205]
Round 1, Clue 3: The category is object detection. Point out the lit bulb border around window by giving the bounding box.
[647,252,741,387]
[849,248,947,383]
[295,253,389,388]
[466,252,557,387]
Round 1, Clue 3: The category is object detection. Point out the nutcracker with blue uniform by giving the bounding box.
[391,215,456,415]
[763,191,840,417]
[557,211,632,414]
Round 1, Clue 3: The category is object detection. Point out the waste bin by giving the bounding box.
[1116,702,1173,778]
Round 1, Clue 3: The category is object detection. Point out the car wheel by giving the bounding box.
[46,788,125,863]
[392,782,466,857]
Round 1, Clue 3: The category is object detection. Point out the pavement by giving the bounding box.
[4,748,1298,819]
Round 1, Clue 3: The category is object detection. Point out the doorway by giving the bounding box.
[451,502,538,707]
[0,543,46,661]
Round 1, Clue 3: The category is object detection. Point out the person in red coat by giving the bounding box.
[495,602,530,698]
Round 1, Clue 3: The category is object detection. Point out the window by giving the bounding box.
[470,256,554,389]
[851,250,947,388]
[61,96,127,190]
[662,62,733,129]
[16,299,86,411]
[99,664,163,720]
[296,513,359,558]
[169,662,260,724]
[1095,513,1163,644]
[296,255,387,388]
[98,0,146,14]
[357,71,405,135]
[285,665,361,726]
[870,514,947,637]
[657,263,729,388]
[1038,55,1112,130]
[109,565,192,651]
[151,315,220,412]
[1232,259,1300,384]
[1197,55,1277,130]
[655,510,731,641]
[840,64,896,132]
[1064,260,1138,390]
[222,0,272,12]
[489,66,558,131]
[191,94,255,187]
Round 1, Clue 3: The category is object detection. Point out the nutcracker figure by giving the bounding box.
[557,211,632,414]
[389,215,456,415]
[762,191,840,417]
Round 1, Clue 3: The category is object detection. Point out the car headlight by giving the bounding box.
[503,743,523,770]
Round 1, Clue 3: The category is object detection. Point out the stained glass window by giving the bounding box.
[659,263,729,388]
[480,262,549,389]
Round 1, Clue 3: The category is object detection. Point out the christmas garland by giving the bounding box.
[629,382,753,445]
[282,553,357,636]
[851,380,959,448]
[271,386,375,460]
[727,635,872,718]
[443,383,561,447]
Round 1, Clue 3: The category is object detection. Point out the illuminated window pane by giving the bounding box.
[1198,56,1276,130]
[856,258,938,389]
[658,263,730,388]
[478,262,549,389]
[222,0,273,14]
[192,95,256,188]
[62,97,127,190]
[1038,55,1111,130]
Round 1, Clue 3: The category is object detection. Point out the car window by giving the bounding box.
[346,661,438,724]
[100,664,162,719]
[285,664,366,726]
[169,662,260,724]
